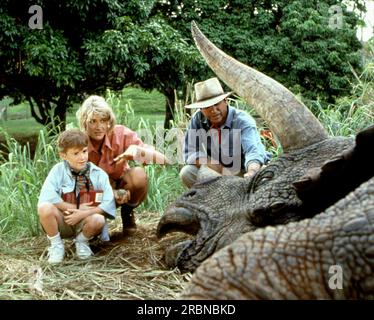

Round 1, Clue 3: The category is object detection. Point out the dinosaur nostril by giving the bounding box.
[185,190,197,198]
[252,207,266,216]
[250,207,267,226]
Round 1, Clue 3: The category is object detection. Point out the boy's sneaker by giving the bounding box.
[75,240,93,260]
[47,243,65,264]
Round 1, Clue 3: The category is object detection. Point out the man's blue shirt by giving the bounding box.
[184,106,271,173]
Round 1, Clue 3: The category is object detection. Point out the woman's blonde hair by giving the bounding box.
[76,95,116,132]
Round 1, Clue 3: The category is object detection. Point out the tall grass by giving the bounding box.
[0,129,58,238]
[169,83,194,130]
[313,100,373,136]
[139,165,186,214]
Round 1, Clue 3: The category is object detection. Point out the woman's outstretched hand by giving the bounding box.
[114,145,170,165]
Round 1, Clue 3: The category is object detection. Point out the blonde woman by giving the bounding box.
[76,95,167,233]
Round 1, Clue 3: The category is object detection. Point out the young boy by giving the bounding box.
[38,129,116,264]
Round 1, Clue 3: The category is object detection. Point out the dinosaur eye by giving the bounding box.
[248,170,274,193]
[255,171,274,187]
[258,175,272,184]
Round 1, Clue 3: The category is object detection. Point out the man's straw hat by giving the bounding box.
[185,77,232,109]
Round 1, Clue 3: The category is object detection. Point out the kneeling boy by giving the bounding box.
[38,129,116,264]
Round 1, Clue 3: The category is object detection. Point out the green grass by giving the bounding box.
[0,87,166,138]
[0,119,44,137]
[122,87,165,113]
[0,99,31,120]
[0,98,42,138]
[120,87,165,127]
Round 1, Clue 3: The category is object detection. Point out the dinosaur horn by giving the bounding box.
[191,21,328,151]
[156,207,200,239]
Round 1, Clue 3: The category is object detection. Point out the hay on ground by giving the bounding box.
[0,213,192,300]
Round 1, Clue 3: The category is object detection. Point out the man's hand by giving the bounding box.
[114,189,131,205]
[244,162,262,178]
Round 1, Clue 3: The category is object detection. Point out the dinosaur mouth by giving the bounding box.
[156,205,201,270]
[156,206,200,238]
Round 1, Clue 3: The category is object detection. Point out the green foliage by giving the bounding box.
[0,0,202,128]
[22,25,82,88]
[154,0,365,102]
[83,15,202,93]
[314,53,374,136]
[1,0,367,129]
[315,101,373,136]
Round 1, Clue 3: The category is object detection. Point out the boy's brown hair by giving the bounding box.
[57,129,88,153]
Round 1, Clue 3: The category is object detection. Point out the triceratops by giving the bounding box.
[156,22,374,299]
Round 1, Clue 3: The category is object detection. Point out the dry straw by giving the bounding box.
[0,215,191,300]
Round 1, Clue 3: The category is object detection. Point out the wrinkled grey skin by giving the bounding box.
[181,175,374,299]
[157,137,354,273]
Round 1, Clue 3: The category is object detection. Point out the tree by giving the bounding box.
[153,0,366,103]
[1,1,366,130]
[0,0,203,129]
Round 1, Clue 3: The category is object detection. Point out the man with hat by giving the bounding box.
[180,77,270,187]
